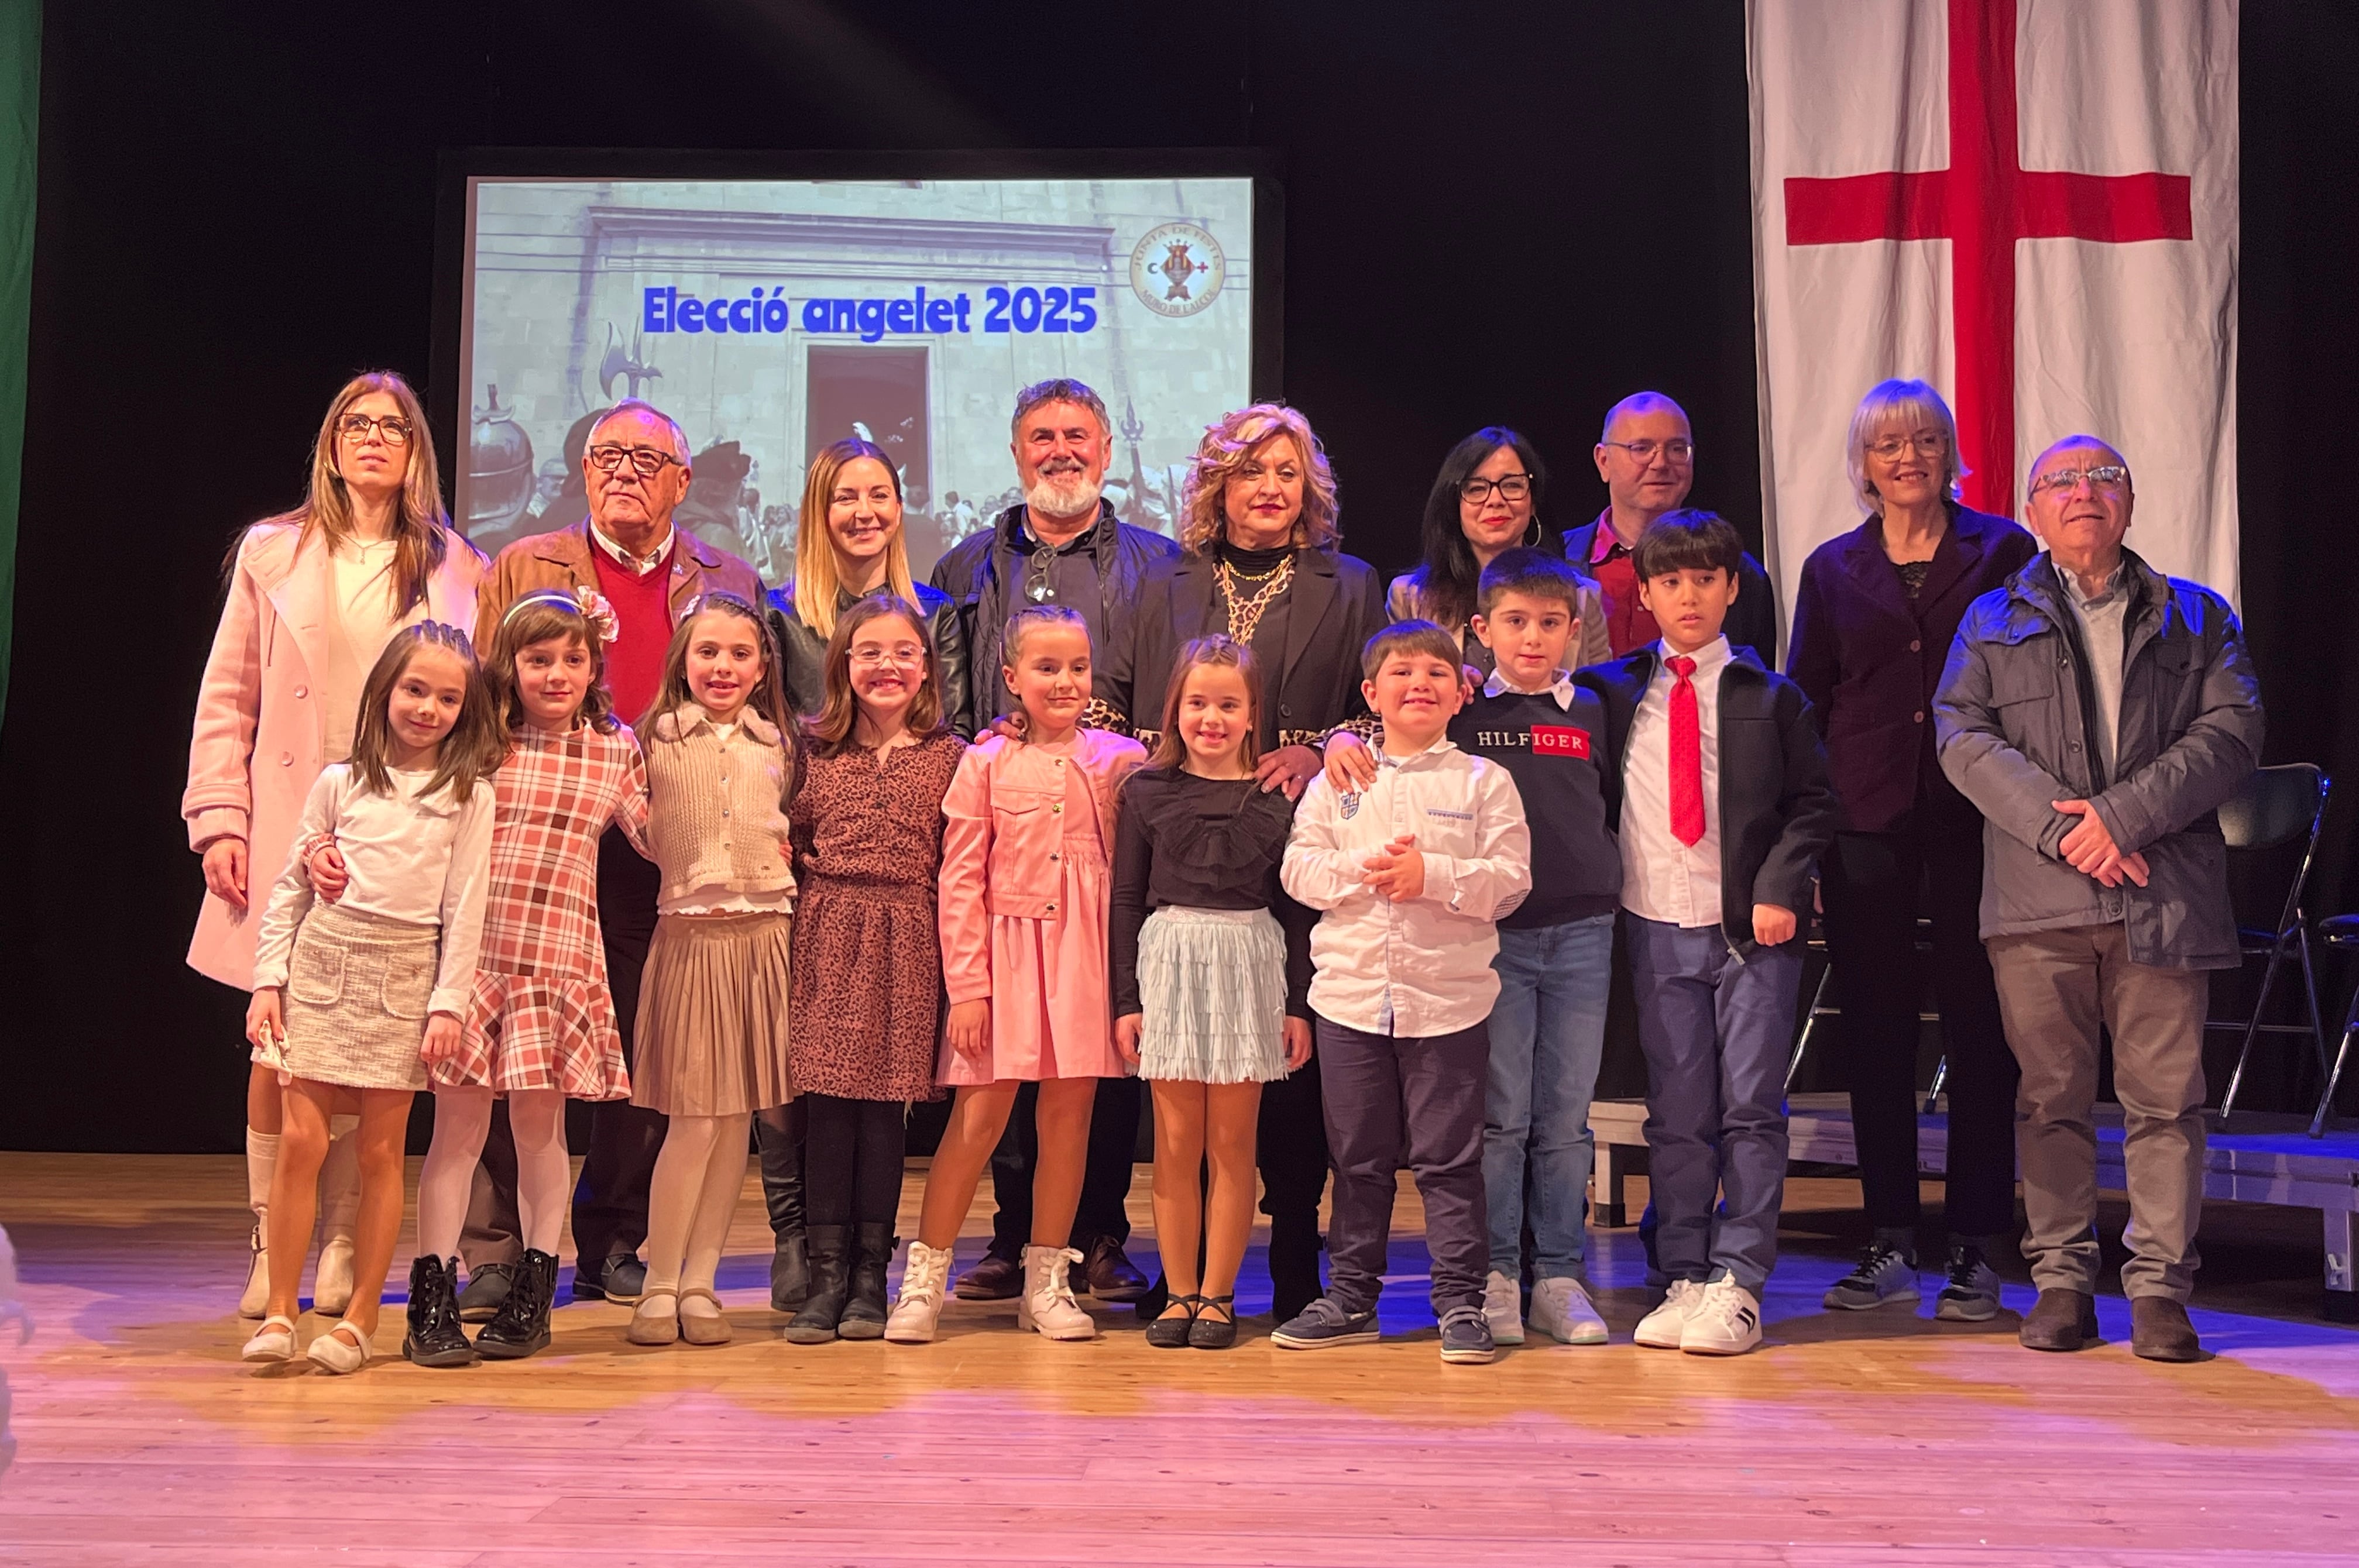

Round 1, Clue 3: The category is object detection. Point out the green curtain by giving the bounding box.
[0,1,35,731]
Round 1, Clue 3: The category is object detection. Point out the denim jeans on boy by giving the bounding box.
[1483,913,1615,1281]
[1622,912,1802,1297]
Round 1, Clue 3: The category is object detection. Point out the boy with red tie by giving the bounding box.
[1583,511,1840,1355]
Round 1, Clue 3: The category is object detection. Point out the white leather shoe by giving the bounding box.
[311,1236,356,1318]
[305,1319,372,1374]
[885,1242,952,1345]
[1634,1278,1706,1350]
[1016,1245,1096,1341]
[241,1314,297,1363]
[1529,1277,1609,1345]
[1679,1278,1763,1356]
[1482,1270,1526,1346]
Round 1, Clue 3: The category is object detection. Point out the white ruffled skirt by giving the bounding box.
[1136,906,1289,1085]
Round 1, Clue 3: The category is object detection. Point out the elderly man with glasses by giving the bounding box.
[1935,435,2262,1362]
[928,377,1179,1309]
[467,398,767,1312]
[1567,391,1779,664]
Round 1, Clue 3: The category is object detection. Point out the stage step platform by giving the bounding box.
[1589,1092,2359,1320]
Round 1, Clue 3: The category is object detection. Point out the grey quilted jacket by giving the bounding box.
[1934,549,2263,970]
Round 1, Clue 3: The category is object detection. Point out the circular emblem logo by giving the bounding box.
[1129,222,1227,318]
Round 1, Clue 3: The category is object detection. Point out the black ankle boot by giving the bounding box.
[770,1233,811,1313]
[839,1223,894,1340]
[785,1225,851,1344]
[475,1248,557,1360]
[403,1255,476,1367]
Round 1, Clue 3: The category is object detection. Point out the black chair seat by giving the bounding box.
[2321,914,2359,947]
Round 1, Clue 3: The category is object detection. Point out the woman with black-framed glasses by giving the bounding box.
[1388,428,1611,677]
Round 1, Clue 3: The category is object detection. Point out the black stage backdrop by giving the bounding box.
[2,1,2353,1153]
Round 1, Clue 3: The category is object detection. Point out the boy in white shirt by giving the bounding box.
[1275,621,1533,1364]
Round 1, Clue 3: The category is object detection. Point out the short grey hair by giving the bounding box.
[1846,379,1967,516]
[588,398,692,463]
[1599,390,1688,445]
[1010,378,1110,441]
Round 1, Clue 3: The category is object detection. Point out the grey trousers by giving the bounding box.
[1987,924,2210,1302]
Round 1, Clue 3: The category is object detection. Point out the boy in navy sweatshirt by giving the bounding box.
[1585,511,1840,1356]
[1448,549,1621,1349]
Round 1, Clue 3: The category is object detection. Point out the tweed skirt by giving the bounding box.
[1136,907,1290,1085]
[631,912,796,1116]
[280,903,440,1092]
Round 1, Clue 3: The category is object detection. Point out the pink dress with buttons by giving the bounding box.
[936,729,1147,1084]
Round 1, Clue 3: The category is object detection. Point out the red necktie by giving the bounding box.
[1666,654,1704,847]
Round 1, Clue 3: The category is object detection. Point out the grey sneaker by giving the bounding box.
[1271,1297,1381,1350]
[1822,1242,1920,1311]
[1934,1242,2002,1322]
[456,1262,514,1323]
[1481,1270,1526,1346]
[1438,1306,1497,1364]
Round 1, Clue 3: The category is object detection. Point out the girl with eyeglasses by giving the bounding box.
[777,594,966,1343]
[187,371,485,1328]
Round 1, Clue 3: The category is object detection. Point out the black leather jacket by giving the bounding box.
[765,579,971,735]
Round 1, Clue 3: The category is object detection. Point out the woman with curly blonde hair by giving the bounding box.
[1114,400,1383,1324]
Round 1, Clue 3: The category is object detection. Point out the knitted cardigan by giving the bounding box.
[640,704,796,907]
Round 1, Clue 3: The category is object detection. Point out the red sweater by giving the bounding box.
[591,540,676,727]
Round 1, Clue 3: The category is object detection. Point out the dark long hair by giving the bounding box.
[806,592,948,758]
[347,622,507,804]
[641,591,795,748]
[1408,426,1555,631]
[1145,634,1264,773]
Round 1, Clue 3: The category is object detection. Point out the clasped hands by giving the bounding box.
[2054,798,2149,888]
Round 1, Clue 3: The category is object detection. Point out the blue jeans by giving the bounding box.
[1482,914,1615,1280]
[1623,913,1802,1296]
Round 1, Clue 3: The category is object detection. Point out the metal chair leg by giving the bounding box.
[2221,933,2292,1121]
[1788,965,1833,1094]
[2296,927,2333,1084]
[1922,1055,1948,1116]
[2315,1015,2357,1140]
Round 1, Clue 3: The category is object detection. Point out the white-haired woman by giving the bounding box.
[186,372,486,1319]
[1785,378,2036,1322]
[1118,401,1385,1326]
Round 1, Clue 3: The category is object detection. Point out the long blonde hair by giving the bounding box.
[1176,403,1341,556]
[793,438,917,642]
[254,372,474,613]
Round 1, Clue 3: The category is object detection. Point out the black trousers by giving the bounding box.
[462,828,665,1269]
[985,1077,1139,1259]
[1820,825,2020,1240]
[1256,1051,1330,1268]
[803,1094,906,1229]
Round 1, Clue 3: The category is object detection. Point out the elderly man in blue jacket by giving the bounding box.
[1935,435,2262,1363]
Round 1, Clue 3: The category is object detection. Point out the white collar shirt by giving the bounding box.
[1482,668,1579,709]
[1619,635,1729,930]
[590,522,676,577]
[1281,738,1532,1037]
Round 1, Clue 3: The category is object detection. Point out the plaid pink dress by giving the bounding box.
[442,722,651,1098]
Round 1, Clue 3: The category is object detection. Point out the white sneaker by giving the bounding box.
[1680,1278,1763,1356]
[1482,1270,1526,1347]
[885,1242,953,1345]
[1017,1245,1096,1341]
[1529,1276,1609,1345]
[1634,1279,1706,1349]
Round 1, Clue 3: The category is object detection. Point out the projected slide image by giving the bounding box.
[458,177,1256,580]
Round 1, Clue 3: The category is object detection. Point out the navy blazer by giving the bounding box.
[1580,645,1842,957]
[1785,504,2038,835]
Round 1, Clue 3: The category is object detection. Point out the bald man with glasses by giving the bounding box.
[1935,435,2262,1363]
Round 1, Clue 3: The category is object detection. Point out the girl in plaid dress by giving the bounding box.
[307,592,651,1367]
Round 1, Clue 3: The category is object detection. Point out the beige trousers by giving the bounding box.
[1987,924,2210,1302]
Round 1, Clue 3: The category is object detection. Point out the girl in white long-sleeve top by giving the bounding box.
[238,622,504,1375]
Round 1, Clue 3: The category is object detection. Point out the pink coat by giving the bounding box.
[183,521,486,991]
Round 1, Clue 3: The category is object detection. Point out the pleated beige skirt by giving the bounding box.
[630,912,795,1116]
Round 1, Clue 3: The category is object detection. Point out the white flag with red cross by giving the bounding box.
[1748,0,2239,618]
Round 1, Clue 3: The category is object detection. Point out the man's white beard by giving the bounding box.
[1025,471,1103,522]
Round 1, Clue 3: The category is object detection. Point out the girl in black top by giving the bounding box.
[1112,637,1313,1349]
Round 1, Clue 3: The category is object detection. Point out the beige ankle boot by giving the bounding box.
[240,1129,277,1319]
[312,1116,360,1315]
[1017,1245,1096,1342]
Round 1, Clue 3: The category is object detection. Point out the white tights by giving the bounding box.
[414,1087,571,1260]
[642,1112,751,1316]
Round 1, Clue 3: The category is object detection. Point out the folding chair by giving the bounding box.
[2314,914,2359,1138]
[2213,764,2334,1122]
[1785,913,1943,1106]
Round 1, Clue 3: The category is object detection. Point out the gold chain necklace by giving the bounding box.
[1217,555,1295,644]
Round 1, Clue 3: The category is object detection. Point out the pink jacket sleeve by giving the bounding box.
[937,741,996,1006]
[184,532,268,851]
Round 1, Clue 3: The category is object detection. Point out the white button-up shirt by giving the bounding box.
[1282,738,1532,1037]
[1619,635,1728,930]
[1482,667,1578,708]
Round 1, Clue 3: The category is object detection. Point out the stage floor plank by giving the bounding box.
[2,1151,2357,1565]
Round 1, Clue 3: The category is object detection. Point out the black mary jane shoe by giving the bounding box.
[403,1255,478,1368]
[1189,1294,1239,1350]
[1145,1294,1205,1349]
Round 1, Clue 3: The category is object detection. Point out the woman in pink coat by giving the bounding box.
[185,371,485,1318]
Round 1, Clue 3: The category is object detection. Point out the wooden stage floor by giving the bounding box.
[2,1152,2357,1566]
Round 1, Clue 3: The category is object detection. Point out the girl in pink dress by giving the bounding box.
[885,605,1146,1345]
